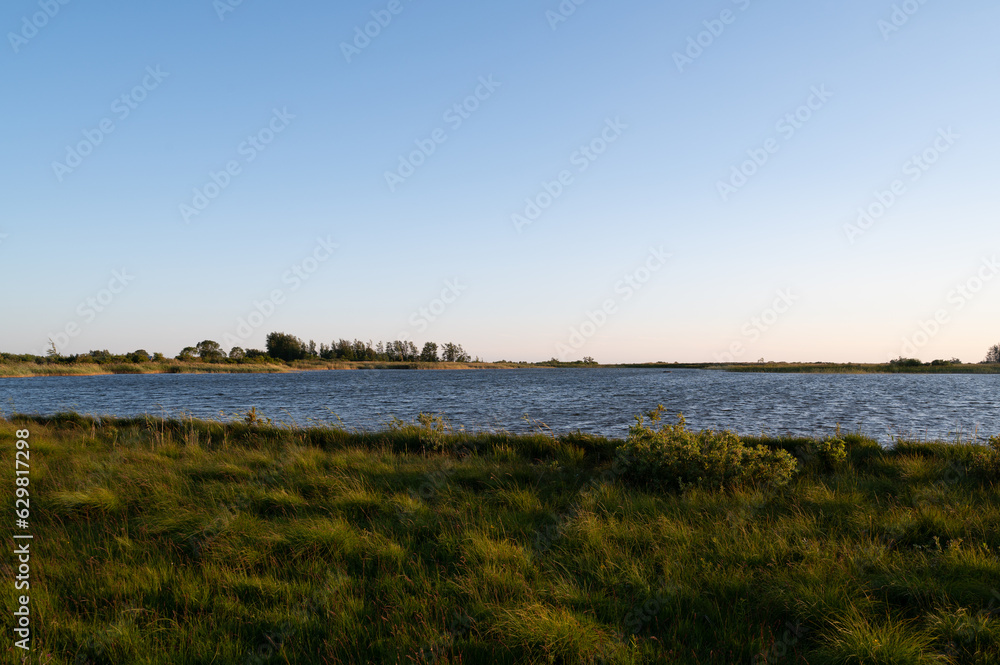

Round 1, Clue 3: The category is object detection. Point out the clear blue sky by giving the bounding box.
[2,0,998,363]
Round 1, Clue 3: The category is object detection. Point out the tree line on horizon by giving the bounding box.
[177,333,473,364]
[2,333,474,366]
[3,338,1000,367]
[891,343,1000,367]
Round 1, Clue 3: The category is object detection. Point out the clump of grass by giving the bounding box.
[50,487,123,515]
[617,407,798,492]
[926,606,1000,660]
[813,612,945,664]
[489,602,609,661]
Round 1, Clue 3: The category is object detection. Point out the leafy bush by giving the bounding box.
[243,407,273,428]
[819,437,848,467]
[799,437,848,472]
[970,436,1000,479]
[388,413,453,453]
[617,407,798,492]
[127,350,151,363]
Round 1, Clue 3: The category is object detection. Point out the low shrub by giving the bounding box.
[799,436,848,472]
[617,407,798,492]
[969,435,1000,480]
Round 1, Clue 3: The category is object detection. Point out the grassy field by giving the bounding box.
[0,360,523,378]
[3,413,999,664]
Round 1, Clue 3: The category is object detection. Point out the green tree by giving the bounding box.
[420,342,439,362]
[334,339,355,360]
[128,350,151,363]
[266,332,307,362]
[985,344,1000,364]
[228,347,246,360]
[176,347,197,361]
[196,340,225,362]
[441,343,470,363]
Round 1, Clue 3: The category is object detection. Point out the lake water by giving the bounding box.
[1,368,997,443]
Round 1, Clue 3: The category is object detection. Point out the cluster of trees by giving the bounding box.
[175,340,272,363]
[2,333,476,367]
[893,345,1000,366]
[889,357,963,367]
[1,348,169,366]
[166,333,474,364]
[536,356,598,367]
[261,333,471,363]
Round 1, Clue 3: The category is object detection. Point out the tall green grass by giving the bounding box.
[2,413,998,664]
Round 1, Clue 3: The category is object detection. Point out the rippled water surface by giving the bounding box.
[1,369,997,442]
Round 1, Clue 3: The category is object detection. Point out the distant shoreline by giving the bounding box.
[2,360,998,378]
[0,360,524,378]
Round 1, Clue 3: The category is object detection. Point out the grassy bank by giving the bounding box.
[723,363,1000,375]
[4,360,999,378]
[0,360,523,378]
[620,363,1000,374]
[3,413,999,663]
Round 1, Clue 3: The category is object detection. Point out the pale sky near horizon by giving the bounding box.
[1,0,998,363]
